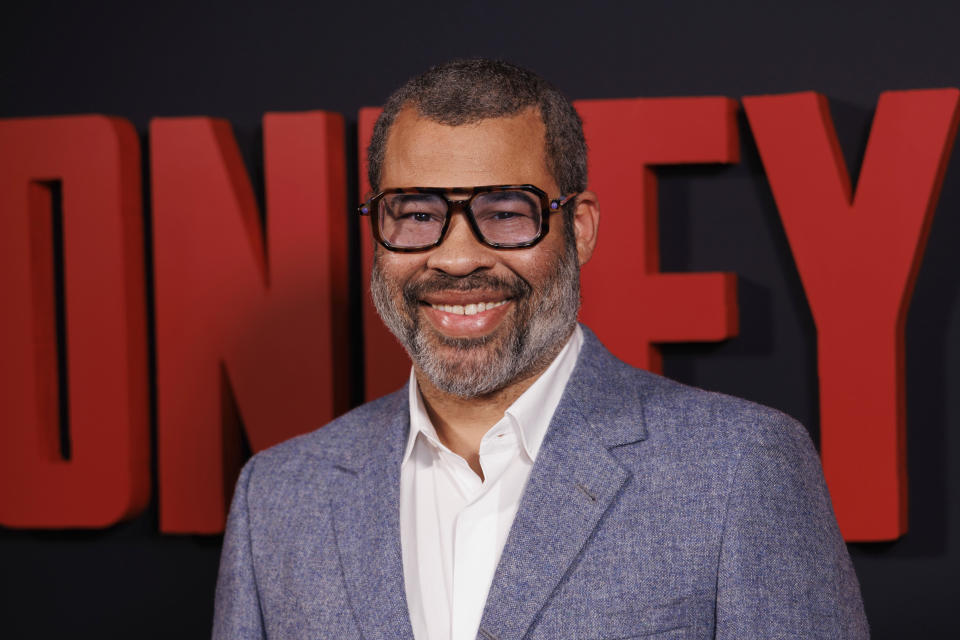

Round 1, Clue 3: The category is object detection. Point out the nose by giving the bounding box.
[424,209,496,276]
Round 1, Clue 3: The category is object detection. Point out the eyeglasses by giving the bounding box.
[358,184,578,252]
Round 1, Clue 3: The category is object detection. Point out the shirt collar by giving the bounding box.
[403,373,444,463]
[402,325,584,465]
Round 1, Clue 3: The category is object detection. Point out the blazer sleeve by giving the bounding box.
[212,459,266,640]
[715,413,870,639]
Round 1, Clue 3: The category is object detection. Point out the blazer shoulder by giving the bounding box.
[577,325,808,455]
[238,388,407,494]
[645,370,805,444]
[598,363,821,504]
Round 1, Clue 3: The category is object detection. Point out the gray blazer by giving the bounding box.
[213,326,869,639]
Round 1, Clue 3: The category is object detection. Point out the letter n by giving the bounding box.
[151,113,350,533]
[356,107,412,400]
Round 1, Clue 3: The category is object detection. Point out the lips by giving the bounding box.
[419,293,513,338]
[428,300,508,316]
[404,273,529,340]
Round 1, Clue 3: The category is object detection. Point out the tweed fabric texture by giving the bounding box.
[213,325,869,639]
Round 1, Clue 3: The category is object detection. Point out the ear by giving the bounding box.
[571,190,600,266]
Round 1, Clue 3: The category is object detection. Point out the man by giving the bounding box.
[213,59,869,639]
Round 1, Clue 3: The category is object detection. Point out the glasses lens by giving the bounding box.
[379,193,447,248]
[471,190,542,246]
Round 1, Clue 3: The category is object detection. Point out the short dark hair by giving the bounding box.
[367,58,587,198]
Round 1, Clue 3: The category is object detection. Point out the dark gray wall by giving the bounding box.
[2,1,957,637]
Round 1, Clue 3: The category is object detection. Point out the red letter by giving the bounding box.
[743,90,960,541]
[576,98,740,372]
[0,116,149,528]
[357,107,411,400]
[151,112,350,533]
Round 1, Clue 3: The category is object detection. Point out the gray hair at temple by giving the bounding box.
[366,59,588,202]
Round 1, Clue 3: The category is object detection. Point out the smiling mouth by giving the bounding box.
[427,300,509,316]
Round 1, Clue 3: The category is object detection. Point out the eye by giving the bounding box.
[474,203,537,224]
[383,193,446,222]
[472,190,540,223]
[398,210,442,223]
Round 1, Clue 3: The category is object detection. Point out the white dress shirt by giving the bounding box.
[399,325,583,640]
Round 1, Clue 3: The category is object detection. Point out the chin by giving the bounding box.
[412,327,521,397]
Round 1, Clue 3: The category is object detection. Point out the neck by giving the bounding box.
[414,343,563,477]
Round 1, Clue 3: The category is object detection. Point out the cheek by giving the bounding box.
[375,252,424,287]
[503,249,563,288]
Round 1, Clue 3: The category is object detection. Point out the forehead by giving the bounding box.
[380,107,555,191]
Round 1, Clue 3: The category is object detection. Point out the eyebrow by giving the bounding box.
[390,193,443,204]
[477,190,535,203]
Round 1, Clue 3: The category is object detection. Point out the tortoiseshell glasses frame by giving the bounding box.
[358,184,578,252]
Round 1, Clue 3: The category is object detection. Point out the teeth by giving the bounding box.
[431,300,507,316]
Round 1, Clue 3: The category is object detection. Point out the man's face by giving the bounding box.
[370,106,583,398]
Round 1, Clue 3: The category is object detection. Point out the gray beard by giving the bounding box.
[370,241,581,398]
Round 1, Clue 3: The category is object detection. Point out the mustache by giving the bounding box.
[402,272,531,305]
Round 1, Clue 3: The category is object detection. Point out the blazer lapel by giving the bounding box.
[329,394,415,640]
[478,327,649,640]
